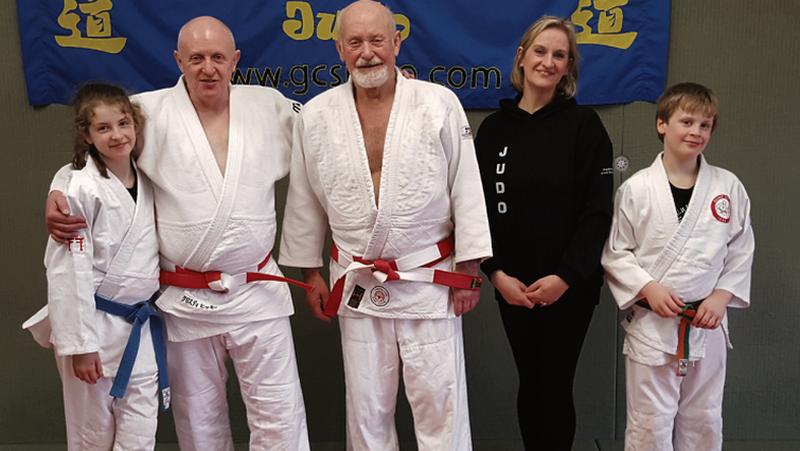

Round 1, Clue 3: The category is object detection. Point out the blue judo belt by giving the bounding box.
[94,294,170,410]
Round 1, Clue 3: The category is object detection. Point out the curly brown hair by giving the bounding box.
[71,83,145,178]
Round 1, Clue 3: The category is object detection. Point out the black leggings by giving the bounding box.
[497,297,596,451]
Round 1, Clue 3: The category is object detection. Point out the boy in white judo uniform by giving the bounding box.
[25,84,167,450]
[45,17,310,451]
[602,82,754,451]
[279,2,492,450]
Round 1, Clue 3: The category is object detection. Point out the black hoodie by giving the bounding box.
[475,94,614,305]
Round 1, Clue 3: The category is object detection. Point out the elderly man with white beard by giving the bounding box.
[279,1,493,450]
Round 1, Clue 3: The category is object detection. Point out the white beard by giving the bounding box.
[351,64,390,89]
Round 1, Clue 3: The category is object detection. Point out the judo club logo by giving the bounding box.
[370,286,391,307]
[711,194,731,223]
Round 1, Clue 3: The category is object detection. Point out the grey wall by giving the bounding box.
[2,0,798,445]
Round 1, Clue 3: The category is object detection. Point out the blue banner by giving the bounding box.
[17,1,669,108]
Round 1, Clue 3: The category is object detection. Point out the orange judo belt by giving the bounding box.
[635,300,700,376]
[159,252,313,293]
[324,236,482,317]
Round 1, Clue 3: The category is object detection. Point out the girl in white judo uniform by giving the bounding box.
[23,84,165,450]
[602,83,754,451]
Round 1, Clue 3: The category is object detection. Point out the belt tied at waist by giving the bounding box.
[635,300,700,377]
[94,294,170,410]
[324,236,482,317]
[159,252,313,293]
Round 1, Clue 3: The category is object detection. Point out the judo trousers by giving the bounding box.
[167,317,310,451]
[497,298,596,451]
[56,354,158,450]
[340,315,472,451]
[625,326,726,451]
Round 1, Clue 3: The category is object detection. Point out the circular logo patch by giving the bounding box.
[614,155,630,172]
[710,194,731,223]
[370,286,390,307]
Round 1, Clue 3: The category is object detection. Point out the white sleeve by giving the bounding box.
[442,91,492,263]
[715,182,755,308]
[49,164,72,193]
[601,183,656,309]
[45,177,99,356]
[278,113,329,268]
[274,92,302,180]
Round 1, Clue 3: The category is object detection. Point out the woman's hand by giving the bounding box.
[490,270,534,309]
[525,275,569,306]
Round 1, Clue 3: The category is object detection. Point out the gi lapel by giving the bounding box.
[171,78,224,202]
[182,86,244,269]
[362,71,405,260]
[96,161,153,300]
[647,154,712,281]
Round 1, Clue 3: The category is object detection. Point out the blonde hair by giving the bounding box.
[511,16,579,97]
[71,83,145,178]
[655,82,720,142]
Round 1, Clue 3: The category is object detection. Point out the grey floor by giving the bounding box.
[2,441,799,450]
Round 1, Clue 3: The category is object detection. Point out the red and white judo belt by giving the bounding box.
[324,236,482,317]
[159,252,313,293]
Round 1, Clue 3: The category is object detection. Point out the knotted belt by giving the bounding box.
[159,252,313,293]
[324,236,482,317]
[94,294,170,410]
[635,300,700,377]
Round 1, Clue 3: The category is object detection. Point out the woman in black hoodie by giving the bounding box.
[475,16,614,450]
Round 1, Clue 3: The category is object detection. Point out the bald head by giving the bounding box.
[173,16,240,108]
[336,0,396,42]
[177,16,236,54]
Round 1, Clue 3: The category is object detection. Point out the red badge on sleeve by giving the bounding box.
[68,236,85,253]
[711,194,731,223]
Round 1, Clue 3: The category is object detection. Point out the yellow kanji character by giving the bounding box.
[54,0,126,54]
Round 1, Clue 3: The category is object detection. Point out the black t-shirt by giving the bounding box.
[127,176,138,202]
[670,182,693,222]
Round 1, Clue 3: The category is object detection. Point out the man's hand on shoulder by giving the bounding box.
[46,190,87,244]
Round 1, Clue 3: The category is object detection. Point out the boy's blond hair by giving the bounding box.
[655,82,719,142]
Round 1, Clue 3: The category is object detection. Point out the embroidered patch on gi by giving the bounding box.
[710,194,731,223]
[68,236,85,253]
[370,286,391,307]
[460,125,473,139]
[348,285,365,309]
[179,294,219,311]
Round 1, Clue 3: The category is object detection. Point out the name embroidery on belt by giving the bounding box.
[179,295,219,311]
[496,146,508,214]
[347,285,365,309]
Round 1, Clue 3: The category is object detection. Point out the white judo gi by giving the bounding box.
[132,79,309,451]
[602,153,754,451]
[280,73,492,450]
[24,158,161,450]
